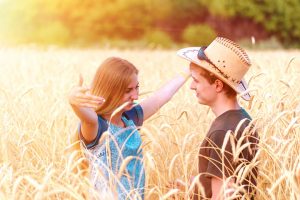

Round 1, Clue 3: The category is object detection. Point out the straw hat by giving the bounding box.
[177,37,251,100]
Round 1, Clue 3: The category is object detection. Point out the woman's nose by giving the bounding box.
[131,90,138,100]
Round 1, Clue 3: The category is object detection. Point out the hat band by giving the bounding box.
[197,47,240,84]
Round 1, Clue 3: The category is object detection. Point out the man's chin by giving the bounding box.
[197,98,206,105]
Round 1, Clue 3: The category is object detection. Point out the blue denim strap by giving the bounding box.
[78,104,144,149]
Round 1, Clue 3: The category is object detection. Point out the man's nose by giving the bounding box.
[190,81,195,90]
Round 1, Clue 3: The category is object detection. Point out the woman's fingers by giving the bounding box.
[80,102,100,109]
[69,76,105,108]
[72,86,104,101]
[74,92,105,107]
[76,97,105,106]
[73,98,103,108]
[85,93,105,102]
[75,93,105,103]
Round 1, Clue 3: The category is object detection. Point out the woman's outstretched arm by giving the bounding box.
[140,68,190,121]
[69,76,105,142]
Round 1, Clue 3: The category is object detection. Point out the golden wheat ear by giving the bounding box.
[64,131,89,176]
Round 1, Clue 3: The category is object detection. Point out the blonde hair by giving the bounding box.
[70,57,138,176]
[91,57,139,116]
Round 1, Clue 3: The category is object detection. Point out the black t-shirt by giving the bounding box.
[194,109,259,200]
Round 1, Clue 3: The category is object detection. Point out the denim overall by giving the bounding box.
[81,105,145,199]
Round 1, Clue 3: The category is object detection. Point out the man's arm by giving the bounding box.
[211,177,223,200]
[211,177,235,200]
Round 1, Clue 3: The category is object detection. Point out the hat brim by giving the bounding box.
[177,47,251,101]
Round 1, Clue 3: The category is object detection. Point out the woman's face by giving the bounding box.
[121,73,139,111]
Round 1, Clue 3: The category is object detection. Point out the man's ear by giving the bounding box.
[214,79,224,93]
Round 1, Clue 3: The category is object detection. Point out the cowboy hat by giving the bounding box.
[177,37,251,101]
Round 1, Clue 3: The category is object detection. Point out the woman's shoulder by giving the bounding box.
[123,104,144,126]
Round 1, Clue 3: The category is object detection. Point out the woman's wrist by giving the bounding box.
[178,70,191,81]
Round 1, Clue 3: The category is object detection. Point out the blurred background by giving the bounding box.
[0,0,299,49]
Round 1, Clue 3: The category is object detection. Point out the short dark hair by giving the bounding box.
[196,66,237,98]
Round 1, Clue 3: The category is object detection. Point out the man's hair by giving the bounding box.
[195,65,237,98]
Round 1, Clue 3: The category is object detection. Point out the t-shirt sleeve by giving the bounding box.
[77,123,99,149]
[77,115,108,149]
[205,130,235,179]
[123,104,144,126]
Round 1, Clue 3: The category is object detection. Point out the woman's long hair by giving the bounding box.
[70,57,138,175]
[91,57,138,116]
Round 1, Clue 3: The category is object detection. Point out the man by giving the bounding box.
[177,37,259,199]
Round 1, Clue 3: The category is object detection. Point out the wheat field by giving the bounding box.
[0,47,300,200]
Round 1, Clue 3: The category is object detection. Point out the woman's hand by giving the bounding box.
[69,75,105,109]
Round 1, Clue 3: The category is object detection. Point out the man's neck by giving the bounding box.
[210,96,241,117]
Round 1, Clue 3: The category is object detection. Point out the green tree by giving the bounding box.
[1,0,300,47]
[182,24,216,45]
[198,0,300,46]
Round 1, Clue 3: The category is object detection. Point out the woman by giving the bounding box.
[69,57,190,199]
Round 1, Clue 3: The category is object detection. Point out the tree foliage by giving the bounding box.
[0,0,299,47]
[182,24,216,46]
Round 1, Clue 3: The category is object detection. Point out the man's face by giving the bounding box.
[189,63,217,106]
